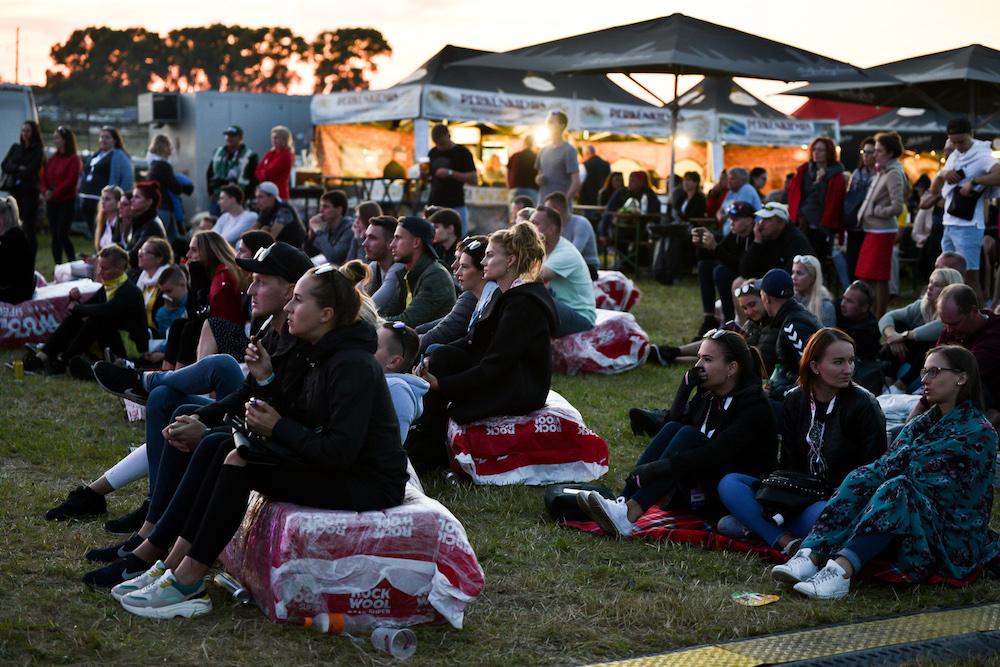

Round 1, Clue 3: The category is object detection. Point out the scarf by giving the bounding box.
[103,272,128,301]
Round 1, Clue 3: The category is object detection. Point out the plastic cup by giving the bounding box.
[371,627,416,659]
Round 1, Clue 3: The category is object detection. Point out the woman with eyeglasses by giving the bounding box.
[718,328,886,551]
[131,238,174,333]
[408,221,558,472]
[41,126,82,264]
[856,131,907,317]
[787,137,846,262]
[109,265,408,619]
[416,235,498,356]
[880,268,964,393]
[772,345,998,599]
[791,254,836,327]
[578,329,777,537]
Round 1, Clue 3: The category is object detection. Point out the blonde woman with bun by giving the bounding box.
[408,221,559,472]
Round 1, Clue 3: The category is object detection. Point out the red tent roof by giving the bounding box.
[791,98,890,124]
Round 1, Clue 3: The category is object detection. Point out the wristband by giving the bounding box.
[258,372,276,386]
[448,169,453,177]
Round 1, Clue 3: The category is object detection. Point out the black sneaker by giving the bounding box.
[68,355,96,382]
[93,361,148,404]
[86,533,144,563]
[692,316,719,342]
[646,345,680,367]
[22,354,44,374]
[628,408,668,437]
[45,485,108,521]
[104,499,151,535]
[83,553,153,590]
[44,358,67,376]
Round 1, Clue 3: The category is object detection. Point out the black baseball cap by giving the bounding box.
[398,216,439,258]
[754,268,795,299]
[726,201,757,219]
[236,242,314,284]
[223,125,244,136]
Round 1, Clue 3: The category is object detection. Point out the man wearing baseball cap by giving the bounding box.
[755,268,822,400]
[251,181,305,250]
[206,125,258,217]
[691,200,758,338]
[383,216,456,327]
[739,202,815,280]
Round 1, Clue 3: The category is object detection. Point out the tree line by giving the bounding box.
[45,25,392,109]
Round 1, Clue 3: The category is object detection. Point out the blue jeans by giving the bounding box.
[143,355,245,496]
[552,299,594,338]
[942,224,983,271]
[717,472,826,546]
[623,423,717,513]
[836,534,893,573]
[697,259,739,321]
[510,188,539,205]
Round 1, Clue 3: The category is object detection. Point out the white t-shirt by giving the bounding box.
[942,139,999,229]
[214,210,259,244]
[545,236,596,325]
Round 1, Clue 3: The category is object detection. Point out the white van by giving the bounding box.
[0,84,39,194]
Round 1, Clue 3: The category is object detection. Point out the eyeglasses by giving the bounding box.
[734,283,758,298]
[919,366,964,380]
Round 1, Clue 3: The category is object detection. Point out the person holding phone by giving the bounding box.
[577,329,777,536]
[692,201,757,336]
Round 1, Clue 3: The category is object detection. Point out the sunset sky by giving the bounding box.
[2,0,998,113]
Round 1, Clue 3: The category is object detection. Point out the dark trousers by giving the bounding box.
[845,229,866,282]
[80,197,99,235]
[12,187,39,256]
[697,259,739,321]
[163,318,203,365]
[47,199,76,264]
[42,311,127,362]
[806,227,832,262]
[405,345,475,473]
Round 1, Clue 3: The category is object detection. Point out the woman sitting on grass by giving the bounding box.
[406,221,558,473]
[792,254,835,327]
[578,330,778,537]
[108,265,409,618]
[771,344,999,599]
[716,328,887,552]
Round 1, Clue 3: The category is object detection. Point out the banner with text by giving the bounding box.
[717,114,840,146]
[422,85,567,126]
[311,85,422,125]
[574,101,714,140]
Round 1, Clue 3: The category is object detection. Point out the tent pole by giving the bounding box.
[669,74,678,202]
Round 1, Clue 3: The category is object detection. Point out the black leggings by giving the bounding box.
[48,199,76,264]
[163,318,204,365]
[42,310,131,362]
[12,187,39,256]
[404,345,475,472]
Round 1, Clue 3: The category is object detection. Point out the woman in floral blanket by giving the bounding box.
[772,344,999,599]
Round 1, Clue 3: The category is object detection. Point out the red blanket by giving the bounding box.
[562,507,985,586]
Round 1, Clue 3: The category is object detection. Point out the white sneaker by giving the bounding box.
[120,569,213,619]
[793,560,851,600]
[111,559,167,602]
[585,494,635,537]
[771,548,819,584]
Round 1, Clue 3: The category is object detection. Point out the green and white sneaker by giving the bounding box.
[119,569,212,619]
[111,560,167,602]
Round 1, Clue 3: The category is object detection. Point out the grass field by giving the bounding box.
[2,235,999,666]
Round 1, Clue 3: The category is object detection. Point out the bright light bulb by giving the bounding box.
[676,136,690,149]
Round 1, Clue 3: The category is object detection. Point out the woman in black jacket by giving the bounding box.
[407,221,558,472]
[717,328,886,553]
[110,265,408,619]
[1,120,45,255]
[579,330,778,537]
[146,134,194,241]
[124,181,167,267]
[0,195,35,303]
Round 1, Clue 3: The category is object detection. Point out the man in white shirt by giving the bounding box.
[530,206,596,337]
[201,184,257,245]
[930,117,1000,304]
[544,191,598,280]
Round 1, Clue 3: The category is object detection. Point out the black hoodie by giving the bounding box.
[437,281,560,424]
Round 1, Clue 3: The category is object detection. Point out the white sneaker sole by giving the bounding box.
[121,597,213,619]
[792,581,849,600]
[771,564,816,584]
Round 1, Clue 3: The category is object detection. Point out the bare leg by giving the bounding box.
[131,538,166,565]
[90,476,114,496]
[195,319,218,362]
[775,533,797,550]
[163,537,191,570]
[626,498,644,524]
[172,556,211,587]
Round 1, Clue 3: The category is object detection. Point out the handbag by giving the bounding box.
[0,172,14,191]
[226,414,309,468]
[946,187,985,221]
[752,469,829,524]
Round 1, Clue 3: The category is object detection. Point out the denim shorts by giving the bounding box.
[941,224,982,271]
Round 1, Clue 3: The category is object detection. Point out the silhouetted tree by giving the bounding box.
[310,28,392,93]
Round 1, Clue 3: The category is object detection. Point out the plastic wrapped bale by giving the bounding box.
[220,484,485,629]
[593,270,641,312]
[0,279,101,349]
[551,309,649,375]
[446,390,610,485]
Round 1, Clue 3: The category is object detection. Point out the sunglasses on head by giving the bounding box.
[314,263,336,275]
[734,283,758,298]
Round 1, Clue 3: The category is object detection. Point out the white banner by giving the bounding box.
[422,85,566,125]
[574,101,714,139]
[717,114,840,146]
[310,85,422,125]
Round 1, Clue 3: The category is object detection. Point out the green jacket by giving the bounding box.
[382,253,456,328]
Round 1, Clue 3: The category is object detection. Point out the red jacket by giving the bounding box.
[787,162,847,232]
[209,264,245,325]
[254,148,293,199]
[40,151,82,203]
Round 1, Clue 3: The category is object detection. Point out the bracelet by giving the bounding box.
[448,169,453,177]
[258,372,275,386]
